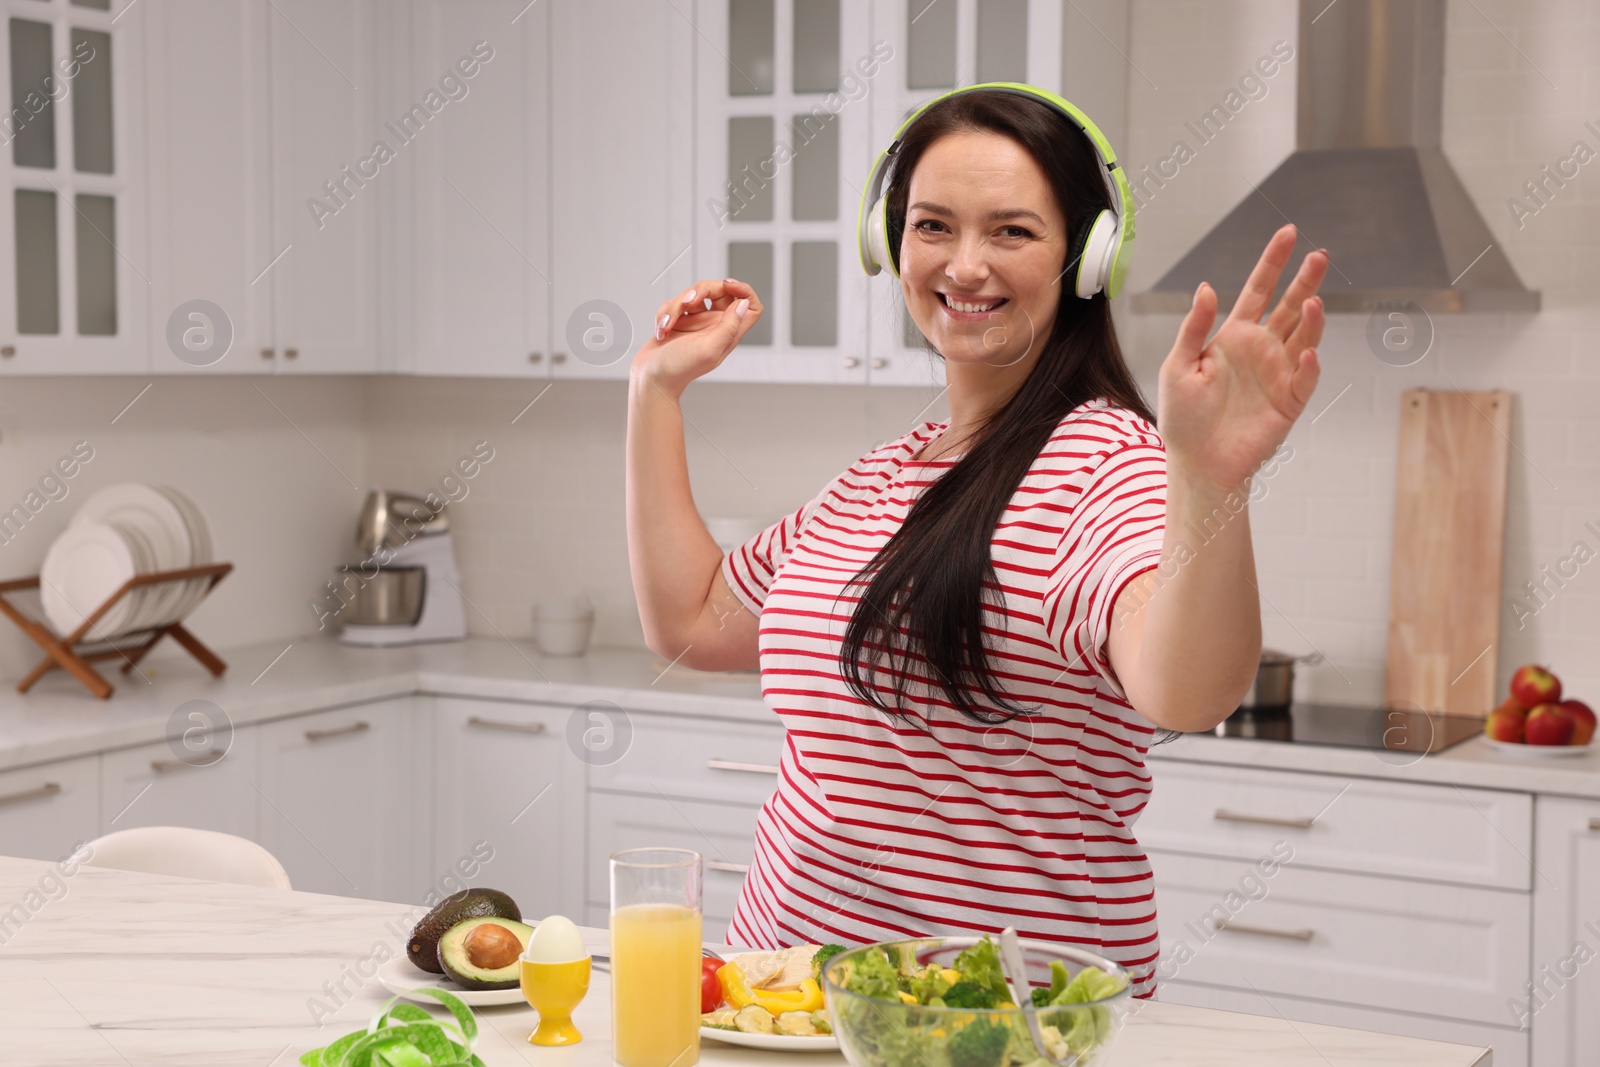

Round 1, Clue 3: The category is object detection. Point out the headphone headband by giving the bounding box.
[855,82,1135,300]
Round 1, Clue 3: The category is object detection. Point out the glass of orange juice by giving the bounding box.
[610,848,703,1067]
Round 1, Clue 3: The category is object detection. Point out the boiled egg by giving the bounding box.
[524,914,587,963]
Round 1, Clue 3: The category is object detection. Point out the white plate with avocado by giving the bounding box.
[377,955,530,1007]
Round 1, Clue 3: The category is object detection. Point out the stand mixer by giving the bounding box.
[337,489,466,647]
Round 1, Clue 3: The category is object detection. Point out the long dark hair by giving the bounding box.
[839,89,1155,724]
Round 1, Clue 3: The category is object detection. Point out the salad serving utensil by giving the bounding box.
[997,927,1065,1065]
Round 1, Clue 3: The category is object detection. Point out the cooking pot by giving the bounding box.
[1240,648,1324,711]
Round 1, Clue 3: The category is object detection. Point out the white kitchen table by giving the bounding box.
[0,855,1490,1066]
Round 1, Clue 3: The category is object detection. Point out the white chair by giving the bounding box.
[82,826,293,890]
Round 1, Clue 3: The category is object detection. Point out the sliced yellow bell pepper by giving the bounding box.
[716,964,825,1015]
[753,978,824,1014]
[717,962,757,1009]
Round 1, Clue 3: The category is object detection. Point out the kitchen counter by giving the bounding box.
[1,634,1597,799]
[0,854,1490,1066]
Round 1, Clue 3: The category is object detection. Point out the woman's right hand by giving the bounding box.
[631,278,764,397]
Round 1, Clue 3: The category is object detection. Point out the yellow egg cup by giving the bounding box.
[521,956,592,1046]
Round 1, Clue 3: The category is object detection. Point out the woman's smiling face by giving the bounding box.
[899,129,1069,369]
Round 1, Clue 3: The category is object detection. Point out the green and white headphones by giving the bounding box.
[855,82,1136,300]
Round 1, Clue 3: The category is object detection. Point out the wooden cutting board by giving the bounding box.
[1385,389,1512,716]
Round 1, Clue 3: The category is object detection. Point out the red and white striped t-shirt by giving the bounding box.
[720,399,1168,997]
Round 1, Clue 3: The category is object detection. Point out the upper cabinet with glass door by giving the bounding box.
[866,0,1061,386]
[694,0,873,384]
[0,0,146,373]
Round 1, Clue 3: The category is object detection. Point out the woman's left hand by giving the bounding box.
[1157,223,1328,492]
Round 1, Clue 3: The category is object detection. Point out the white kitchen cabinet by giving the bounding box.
[257,699,425,902]
[144,0,274,374]
[1530,795,1600,1067]
[587,790,761,940]
[98,728,259,841]
[266,0,380,373]
[0,0,147,373]
[692,0,873,384]
[145,0,377,374]
[431,697,584,922]
[547,0,690,381]
[405,0,549,378]
[0,754,99,862]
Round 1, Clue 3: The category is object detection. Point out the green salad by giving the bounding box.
[832,937,1128,1067]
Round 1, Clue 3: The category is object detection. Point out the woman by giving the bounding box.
[625,88,1326,997]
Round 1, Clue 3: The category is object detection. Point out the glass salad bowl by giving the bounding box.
[821,936,1133,1067]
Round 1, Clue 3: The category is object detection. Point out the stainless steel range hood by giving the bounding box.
[1132,0,1539,314]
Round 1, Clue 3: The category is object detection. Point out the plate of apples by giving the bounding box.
[1482,665,1596,757]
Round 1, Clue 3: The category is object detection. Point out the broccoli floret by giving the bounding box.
[947,1018,1014,1067]
[812,943,846,979]
[843,945,901,1001]
[951,937,1013,1006]
[890,941,924,976]
[1030,986,1051,1007]
[941,981,999,1010]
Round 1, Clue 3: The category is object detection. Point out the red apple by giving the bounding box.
[1525,703,1576,746]
[1510,665,1562,710]
[1559,699,1596,746]
[1484,702,1526,743]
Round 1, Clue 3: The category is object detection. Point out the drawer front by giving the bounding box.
[1159,980,1526,1067]
[1140,761,1532,889]
[1149,851,1529,1023]
[587,791,761,935]
[589,713,783,806]
[0,755,99,862]
[99,730,258,841]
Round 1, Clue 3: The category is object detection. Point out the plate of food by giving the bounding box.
[379,887,536,1007]
[699,944,841,1050]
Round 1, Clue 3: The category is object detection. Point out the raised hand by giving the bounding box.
[631,278,763,397]
[1157,224,1327,493]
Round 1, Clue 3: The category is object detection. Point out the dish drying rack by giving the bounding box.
[0,562,233,699]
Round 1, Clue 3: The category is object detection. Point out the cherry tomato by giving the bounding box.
[701,956,725,1013]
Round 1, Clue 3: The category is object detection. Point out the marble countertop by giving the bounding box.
[0,855,1488,1066]
[1,634,1597,799]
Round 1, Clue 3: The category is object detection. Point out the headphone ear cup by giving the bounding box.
[866,196,897,278]
[1074,210,1118,299]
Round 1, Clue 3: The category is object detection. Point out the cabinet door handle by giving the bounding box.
[0,345,15,358]
[1213,808,1315,830]
[871,357,887,370]
[1214,919,1314,942]
[1589,818,1600,831]
[260,347,274,360]
[706,759,779,775]
[706,860,749,874]
[306,721,370,742]
[0,782,60,807]
[284,347,299,360]
[841,356,861,368]
[468,716,547,735]
[150,759,192,774]
[528,351,543,363]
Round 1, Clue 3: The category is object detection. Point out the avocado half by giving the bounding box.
[407,888,522,974]
[437,916,535,990]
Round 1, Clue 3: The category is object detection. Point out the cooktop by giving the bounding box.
[1206,702,1483,756]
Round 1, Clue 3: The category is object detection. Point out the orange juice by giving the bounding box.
[611,902,702,1067]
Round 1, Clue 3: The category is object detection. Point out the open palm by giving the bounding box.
[1158,224,1328,492]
